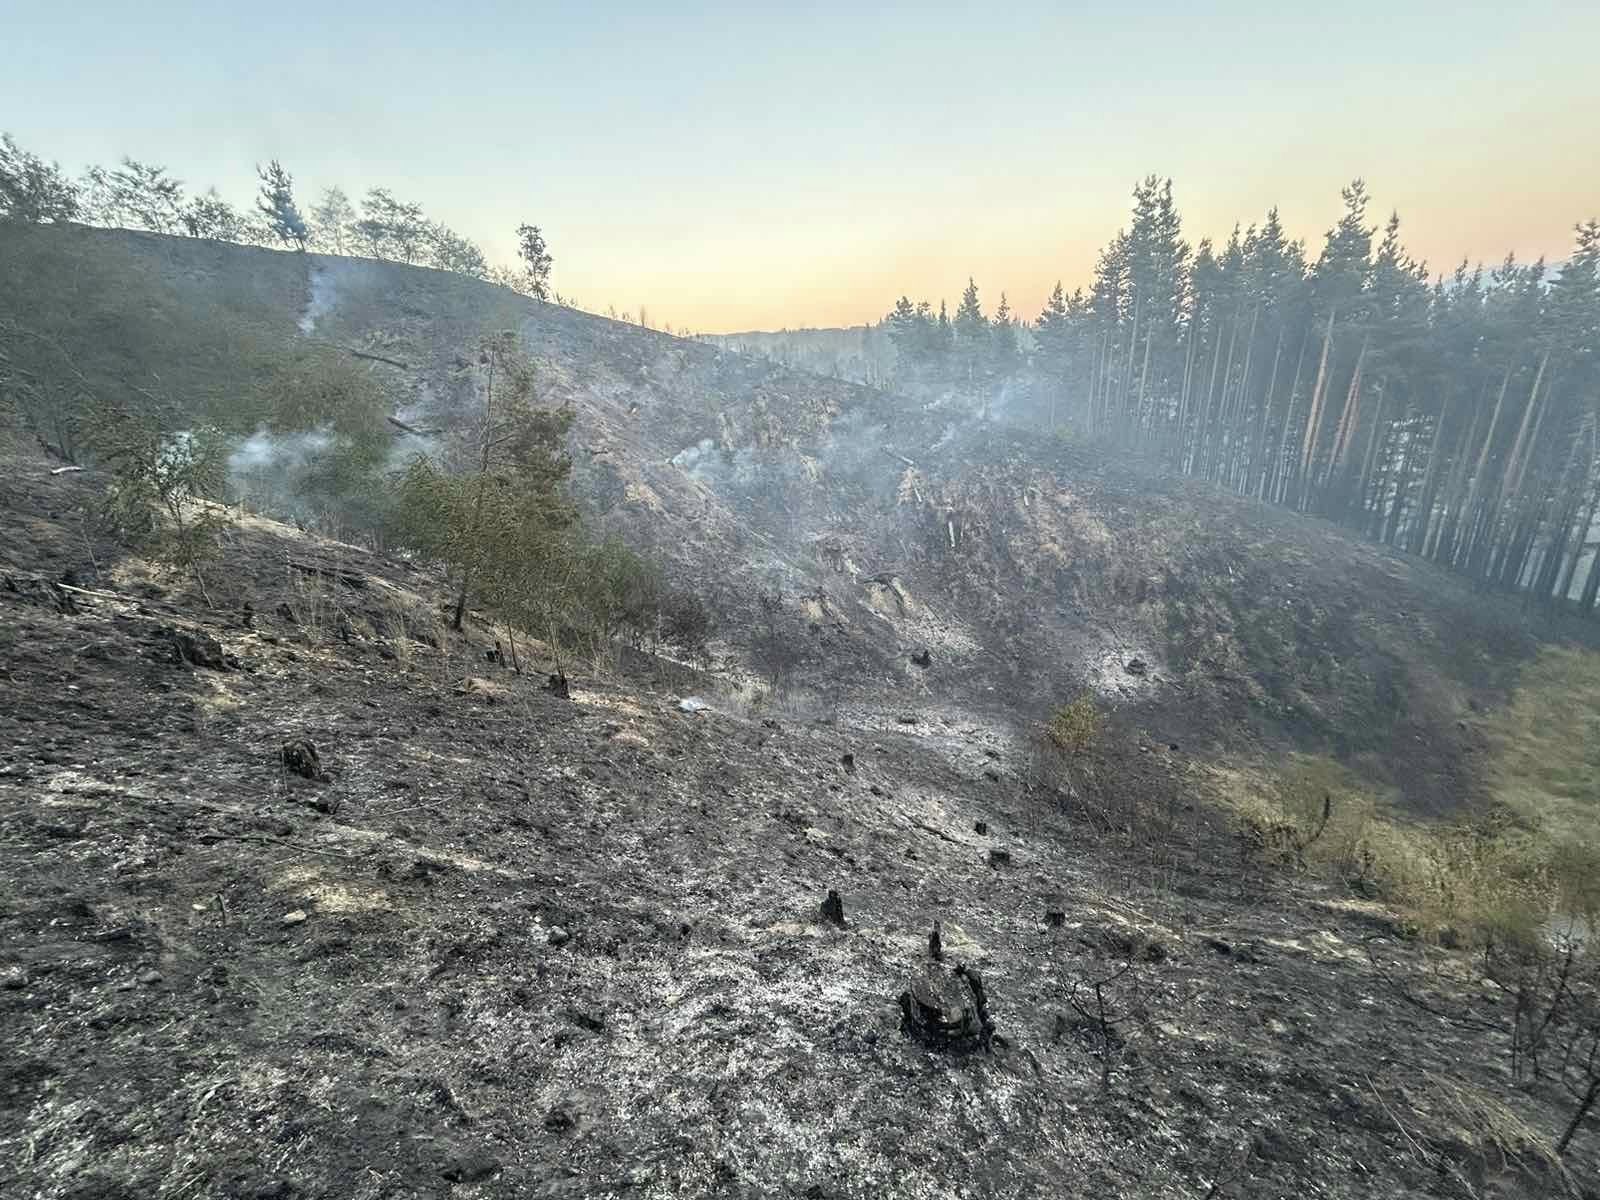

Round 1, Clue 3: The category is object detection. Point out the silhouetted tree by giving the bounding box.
[256,160,307,250]
[309,186,355,254]
[516,223,554,300]
[0,133,80,223]
[82,158,185,233]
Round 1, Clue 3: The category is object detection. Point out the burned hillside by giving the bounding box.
[4,228,1600,1198]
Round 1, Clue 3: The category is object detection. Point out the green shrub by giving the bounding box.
[90,408,233,577]
[1047,694,1102,755]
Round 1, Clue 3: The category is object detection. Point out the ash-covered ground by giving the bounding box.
[3,453,1594,1199]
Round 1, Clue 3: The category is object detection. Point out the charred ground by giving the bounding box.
[3,454,1596,1199]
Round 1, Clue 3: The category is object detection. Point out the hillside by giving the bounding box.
[2,452,1595,1199]
[4,226,1600,1197]
[4,224,1590,816]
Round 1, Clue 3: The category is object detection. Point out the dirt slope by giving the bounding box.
[309,253,1597,814]
[2,452,1595,1199]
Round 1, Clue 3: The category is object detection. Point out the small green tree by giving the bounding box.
[90,407,233,581]
[516,223,554,300]
[393,332,573,632]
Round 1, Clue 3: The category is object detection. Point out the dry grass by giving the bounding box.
[1205,750,1595,948]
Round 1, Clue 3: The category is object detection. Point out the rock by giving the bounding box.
[138,969,162,986]
[1,966,26,990]
[547,926,571,947]
[1251,1124,1305,1165]
[246,1177,297,1199]
[441,1151,500,1184]
[280,739,325,782]
[564,1007,606,1032]
[819,889,846,928]
[988,849,1012,867]
[281,909,308,926]
[169,628,228,669]
[1125,658,1148,676]
[544,1103,577,1134]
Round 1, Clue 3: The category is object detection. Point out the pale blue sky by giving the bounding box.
[4,1,1597,329]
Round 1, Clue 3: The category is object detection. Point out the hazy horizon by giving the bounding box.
[6,0,1597,333]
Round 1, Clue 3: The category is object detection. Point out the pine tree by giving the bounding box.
[992,292,1018,373]
[255,160,307,250]
[953,278,987,383]
[886,296,921,368]
[1036,282,1069,364]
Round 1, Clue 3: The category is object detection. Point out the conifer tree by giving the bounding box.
[992,292,1018,372]
[255,160,307,250]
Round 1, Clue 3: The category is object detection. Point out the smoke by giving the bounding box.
[230,429,333,474]
[298,264,336,335]
[670,437,724,482]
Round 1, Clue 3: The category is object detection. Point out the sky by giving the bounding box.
[4,1,1598,333]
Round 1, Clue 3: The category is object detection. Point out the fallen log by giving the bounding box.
[305,337,412,370]
[386,415,444,436]
[286,559,368,589]
[347,348,411,368]
[49,465,87,476]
